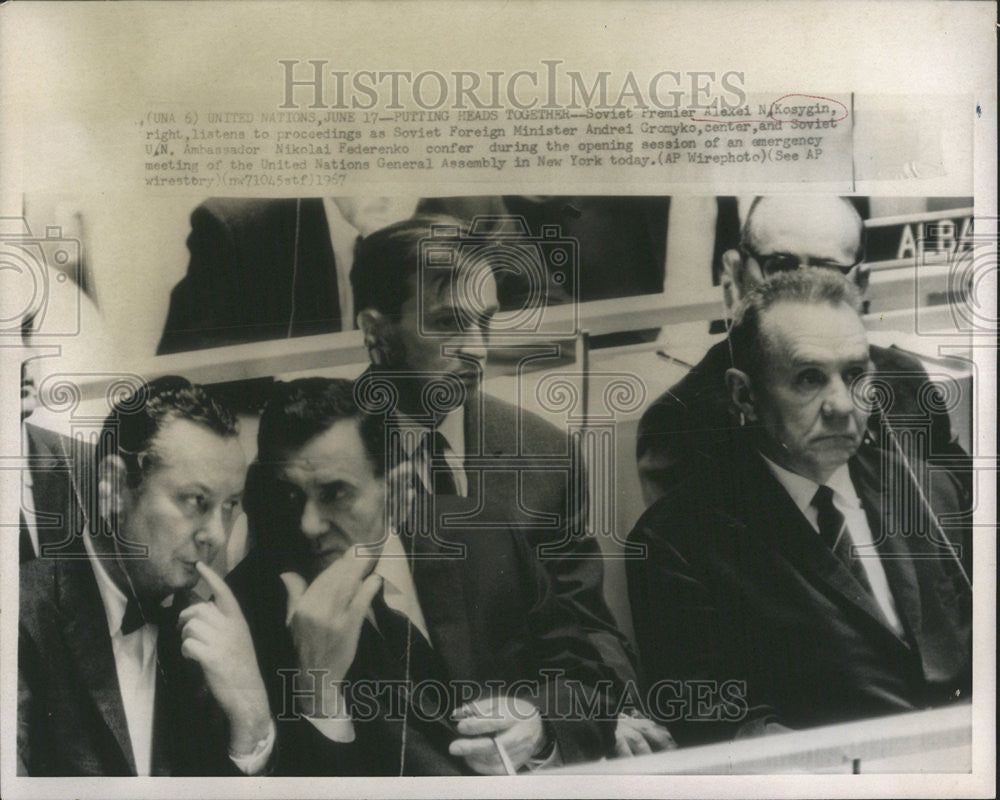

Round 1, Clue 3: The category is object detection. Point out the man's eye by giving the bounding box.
[844,367,867,384]
[796,369,826,387]
[431,314,460,331]
[222,498,241,515]
[321,484,351,505]
[761,255,801,275]
[180,494,208,513]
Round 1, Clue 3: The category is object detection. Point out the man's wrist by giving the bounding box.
[229,719,275,775]
[228,709,274,757]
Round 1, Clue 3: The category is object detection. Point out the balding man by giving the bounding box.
[627,269,971,745]
[636,195,969,507]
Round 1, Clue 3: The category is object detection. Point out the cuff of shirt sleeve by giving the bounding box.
[303,684,356,742]
[526,740,561,771]
[230,719,276,775]
[306,714,357,742]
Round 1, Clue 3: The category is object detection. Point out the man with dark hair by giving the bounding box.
[18,376,273,775]
[628,269,971,745]
[636,195,970,507]
[351,215,673,755]
[229,378,619,775]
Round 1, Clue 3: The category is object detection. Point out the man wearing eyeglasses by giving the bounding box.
[636,195,970,507]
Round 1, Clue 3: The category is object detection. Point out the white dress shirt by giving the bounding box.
[396,407,468,498]
[82,535,274,774]
[761,455,904,635]
[83,534,159,776]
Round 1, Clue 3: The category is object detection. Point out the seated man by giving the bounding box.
[229,378,619,774]
[18,376,273,775]
[349,215,670,755]
[628,269,971,746]
[636,195,970,508]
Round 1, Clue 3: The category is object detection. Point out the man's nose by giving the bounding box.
[822,376,856,417]
[457,326,488,363]
[299,498,329,538]
[194,506,227,552]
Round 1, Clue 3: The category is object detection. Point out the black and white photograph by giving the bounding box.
[1,2,995,798]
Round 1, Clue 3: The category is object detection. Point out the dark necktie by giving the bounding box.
[811,485,875,597]
[418,430,459,496]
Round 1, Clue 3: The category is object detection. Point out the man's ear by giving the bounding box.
[725,367,757,422]
[720,249,743,315]
[98,454,128,521]
[357,307,391,367]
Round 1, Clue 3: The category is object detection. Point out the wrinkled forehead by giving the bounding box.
[760,301,870,365]
[277,420,377,486]
[149,420,247,491]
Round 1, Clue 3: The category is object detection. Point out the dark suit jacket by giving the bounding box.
[636,339,972,505]
[462,390,637,684]
[21,422,74,562]
[245,387,638,687]
[18,549,234,775]
[157,196,507,354]
[228,495,618,775]
[626,439,972,746]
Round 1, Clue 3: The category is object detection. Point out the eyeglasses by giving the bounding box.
[739,245,864,277]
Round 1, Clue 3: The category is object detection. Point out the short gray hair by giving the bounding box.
[728,268,862,379]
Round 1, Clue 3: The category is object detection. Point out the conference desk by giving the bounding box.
[550,705,972,775]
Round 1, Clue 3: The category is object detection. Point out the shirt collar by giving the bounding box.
[82,529,178,636]
[760,453,859,519]
[82,530,130,637]
[373,528,430,642]
[396,406,465,459]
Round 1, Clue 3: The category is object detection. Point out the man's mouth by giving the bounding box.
[814,433,860,445]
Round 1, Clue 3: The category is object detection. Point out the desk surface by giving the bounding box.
[549,704,972,775]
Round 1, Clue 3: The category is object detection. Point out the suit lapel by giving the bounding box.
[58,558,137,774]
[405,495,478,681]
[851,450,924,636]
[745,449,911,648]
[25,424,71,549]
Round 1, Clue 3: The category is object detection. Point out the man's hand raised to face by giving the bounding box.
[280,549,383,717]
[178,562,273,756]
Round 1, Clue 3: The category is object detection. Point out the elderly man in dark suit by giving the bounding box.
[345,214,673,755]
[18,376,273,775]
[636,195,971,508]
[627,269,971,746]
[229,378,620,774]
